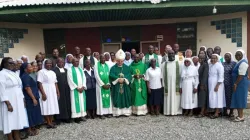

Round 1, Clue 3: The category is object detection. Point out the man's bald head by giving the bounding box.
[72,58,79,67]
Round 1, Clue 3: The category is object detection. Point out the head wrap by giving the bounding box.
[20,62,28,77]
[224,52,234,62]
[16,58,23,63]
[65,54,73,63]
[125,52,131,57]
[21,55,29,63]
[115,49,125,60]
[182,58,198,78]
[212,54,220,62]
[104,52,112,62]
[92,52,99,57]
[42,59,47,69]
[185,49,192,58]
[236,49,248,62]
[200,46,207,51]
[184,58,194,66]
[192,56,198,59]
[166,45,172,50]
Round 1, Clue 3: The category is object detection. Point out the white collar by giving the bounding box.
[84,68,92,72]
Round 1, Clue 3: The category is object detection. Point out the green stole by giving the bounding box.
[145,53,159,68]
[97,62,111,108]
[164,61,180,95]
[71,67,86,112]
[130,62,147,106]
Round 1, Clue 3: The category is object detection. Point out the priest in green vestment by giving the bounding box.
[130,54,148,115]
[67,58,87,123]
[110,49,132,117]
[142,45,161,68]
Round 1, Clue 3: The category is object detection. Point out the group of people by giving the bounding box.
[0,44,249,140]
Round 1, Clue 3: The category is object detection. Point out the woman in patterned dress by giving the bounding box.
[222,52,236,117]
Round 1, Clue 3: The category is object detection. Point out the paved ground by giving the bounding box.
[23,110,250,140]
[1,110,250,140]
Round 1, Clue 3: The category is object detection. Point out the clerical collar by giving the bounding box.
[56,66,65,73]
[84,68,92,71]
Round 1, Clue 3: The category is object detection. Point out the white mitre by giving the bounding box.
[115,49,125,60]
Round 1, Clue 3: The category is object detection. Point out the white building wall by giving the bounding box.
[0,11,247,61]
[197,12,247,57]
[0,23,44,62]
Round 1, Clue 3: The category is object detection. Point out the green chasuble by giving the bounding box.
[97,62,110,108]
[144,53,159,68]
[110,64,132,108]
[130,62,147,106]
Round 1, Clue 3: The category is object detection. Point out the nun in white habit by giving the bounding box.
[64,54,73,70]
[0,57,28,137]
[104,52,116,69]
[180,58,199,116]
[208,54,226,119]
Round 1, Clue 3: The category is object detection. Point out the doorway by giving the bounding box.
[140,41,160,54]
[102,43,121,53]
[122,42,140,53]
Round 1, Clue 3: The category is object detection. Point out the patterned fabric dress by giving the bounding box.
[222,61,236,108]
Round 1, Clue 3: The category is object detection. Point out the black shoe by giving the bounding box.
[100,115,105,119]
[55,120,61,125]
[86,115,91,119]
[74,119,81,124]
[106,114,113,118]
[64,119,71,123]
[79,117,87,122]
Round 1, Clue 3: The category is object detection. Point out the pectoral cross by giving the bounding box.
[119,73,124,94]
[135,69,142,92]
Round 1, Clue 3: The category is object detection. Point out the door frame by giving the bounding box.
[140,41,161,53]
[102,43,122,53]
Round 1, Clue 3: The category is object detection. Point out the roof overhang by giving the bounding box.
[0,0,249,24]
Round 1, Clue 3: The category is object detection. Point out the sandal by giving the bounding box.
[28,129,39,136]
[210,114,219,119]
[183,111,189,116]
[233,117,244,122]
[196,114,205,118]
[47,124,57,129]
[229,113,235,118]
[150,112,155,116]
[33,129,39,136]
[20,131,29,139]
[188,113,193,117]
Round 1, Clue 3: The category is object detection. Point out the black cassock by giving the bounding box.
[53,67,71,120]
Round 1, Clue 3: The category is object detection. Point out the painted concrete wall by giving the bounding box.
[0,11,247,61]
[197,12,247,57]
[0,23,45,62]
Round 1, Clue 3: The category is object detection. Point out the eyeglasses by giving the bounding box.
[184,61,190,63]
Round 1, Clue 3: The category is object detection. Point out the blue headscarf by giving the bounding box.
[20,62,29,77]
